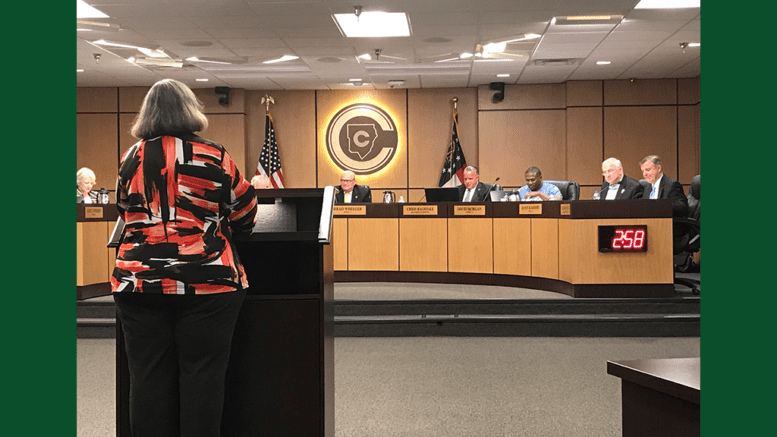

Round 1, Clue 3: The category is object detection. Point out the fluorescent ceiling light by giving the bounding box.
[263,55,299,64]
[496,74,510,78]
[334,12,411,37]
[77,0,108,19]
[482,42,507,53]
[552,15,622,25]
[459,53,473,59]
[76,19,120,32]
[596,61,611,65]
[140,48,168,58]
[635,0,700,8]
[77,69,84,72]
[358,53,372,60]
[688,42,700,47]
[349,78,362,82]
[187,57,233,65]
[195,78,209,82]
[92,39,154,51]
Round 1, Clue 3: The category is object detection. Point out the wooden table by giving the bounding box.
[607,357,700,437]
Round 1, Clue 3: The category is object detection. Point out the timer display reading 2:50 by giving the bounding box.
[598,225,648,253]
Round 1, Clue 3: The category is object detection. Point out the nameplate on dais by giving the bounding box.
[84,207,103,219]
[560,204,571,216]
[403,205,437,216]
[334,205,367,216]
[519,204,542,215]
[454,205,486,216]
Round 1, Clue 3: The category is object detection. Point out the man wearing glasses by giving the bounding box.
[335,170,372,203]
[599,157,644,200]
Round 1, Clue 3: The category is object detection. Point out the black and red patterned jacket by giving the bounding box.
[111,134,257,294]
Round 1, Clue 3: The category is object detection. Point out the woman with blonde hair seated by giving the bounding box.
[76,167,97,203]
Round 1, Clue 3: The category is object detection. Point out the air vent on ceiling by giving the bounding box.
[532,58,580,66]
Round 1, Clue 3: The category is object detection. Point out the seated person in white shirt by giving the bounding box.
[335,170,372,203]
[599,157,644,200]
[457,166,492,202]
[517,167,562,201]
[639,155,688,217]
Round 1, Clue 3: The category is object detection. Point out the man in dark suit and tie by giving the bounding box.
[458,166,492,202]
[599,158,644,200]
[639,155,689,217]
[335,170,371,203]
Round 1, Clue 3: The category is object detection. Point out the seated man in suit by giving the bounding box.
[335,170,371,203]
[600,157,644,200]
[639,155,689,217]
[458,166,492,202]
[517,166,562,201]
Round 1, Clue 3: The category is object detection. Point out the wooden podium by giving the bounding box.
[116,187,336,437]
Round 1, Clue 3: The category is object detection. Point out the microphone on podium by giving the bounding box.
[491,176,502,191]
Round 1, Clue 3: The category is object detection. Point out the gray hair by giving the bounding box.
[130,79,208,139]
[464,165,479,175]
[602,157,622,169]
[639,155,662,167]
[77,167,95,188]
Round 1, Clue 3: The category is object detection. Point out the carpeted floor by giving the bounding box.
[78,281,700,437]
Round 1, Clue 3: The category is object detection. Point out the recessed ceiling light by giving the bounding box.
[263,55,299,64]
[186,57,233,65]
[77,69,84,72]
[497,74,510,78]
[77,0,108,19]
[333,11,411,37]
[349,78,362,82]
[596,61,611,65]
[358,53,372,60]
[92,39,154,51]
[459,53,473,59]
[688,42,700,47]
[635,0,700,8]
[195,78,209,82]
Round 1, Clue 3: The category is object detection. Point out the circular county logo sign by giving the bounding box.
[325,103,399,175]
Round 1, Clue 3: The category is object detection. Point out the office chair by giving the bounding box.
[545,180,580,201]
[673,175,700,295]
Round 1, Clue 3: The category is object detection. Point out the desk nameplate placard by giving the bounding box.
[519,203,542,215]
[560,204,571,216]
[334,205,367,216]
[403,205,438,216]
[454,205,486,216]
[84,207,104,219]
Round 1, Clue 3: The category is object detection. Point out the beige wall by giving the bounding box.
[77,77,700,198]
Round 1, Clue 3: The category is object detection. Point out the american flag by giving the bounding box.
[256,114,285,188]
[438,110,467,187]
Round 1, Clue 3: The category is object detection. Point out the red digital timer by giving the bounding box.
[598,225,648,253]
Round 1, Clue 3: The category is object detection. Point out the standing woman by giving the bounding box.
[111,79,257,437]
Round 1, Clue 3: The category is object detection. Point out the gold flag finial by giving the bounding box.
[261,95,275,114]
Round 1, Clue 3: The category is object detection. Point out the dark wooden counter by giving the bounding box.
[607,357,700,437]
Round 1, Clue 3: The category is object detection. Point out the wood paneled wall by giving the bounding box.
[77,78,700,201]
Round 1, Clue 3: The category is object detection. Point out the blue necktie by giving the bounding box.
[650,186,657,199]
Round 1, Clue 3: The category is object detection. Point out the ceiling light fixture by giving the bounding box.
[634,0,700,8]
[92,39,156,51]
[333,9,411,37]
[195,78,209,82]
[77,19,120,32]
[187,57,235,65]
[596,61,611,65]
[263,55,300,64]
[358,53,372,60]
[552,15,623,25]
[496,74,510,78]
[77,0,108,18]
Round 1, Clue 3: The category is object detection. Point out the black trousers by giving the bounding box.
[114,290,246,437]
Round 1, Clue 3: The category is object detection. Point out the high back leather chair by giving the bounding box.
[545,180,580,201]
[673,175,700,294]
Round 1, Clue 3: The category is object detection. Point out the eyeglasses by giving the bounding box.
[340,179,355,183]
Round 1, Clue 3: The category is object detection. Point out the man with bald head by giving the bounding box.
[335,170,372,203]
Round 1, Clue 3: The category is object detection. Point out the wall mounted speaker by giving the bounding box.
[490,82,505,102]
[215,86,230,105]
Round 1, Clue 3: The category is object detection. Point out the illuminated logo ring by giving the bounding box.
[325,103,398,175]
